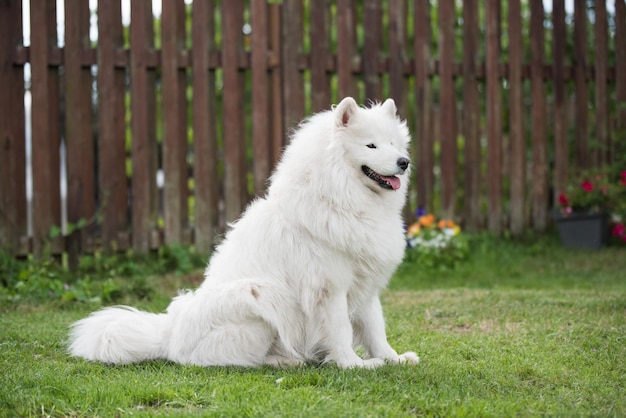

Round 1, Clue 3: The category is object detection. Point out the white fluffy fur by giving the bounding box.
[69,97,420,369]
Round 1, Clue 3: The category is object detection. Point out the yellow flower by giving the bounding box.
[407,222,421,236]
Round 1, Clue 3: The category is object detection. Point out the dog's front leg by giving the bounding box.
[321,290,385,369]
[356,295,420,365]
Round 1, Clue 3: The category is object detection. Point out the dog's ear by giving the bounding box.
[334,97,358,127]
[381,98,397,117]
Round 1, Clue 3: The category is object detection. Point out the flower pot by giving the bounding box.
[553,211,609,250]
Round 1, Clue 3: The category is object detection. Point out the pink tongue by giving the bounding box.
[381,175,401,190]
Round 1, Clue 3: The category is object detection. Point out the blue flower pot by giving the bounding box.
[553,211,609,250]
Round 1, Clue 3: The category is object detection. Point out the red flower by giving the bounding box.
[612,223,625,237]
[558,193,569,207]
[621,171,626,186]
[581,181,593,192]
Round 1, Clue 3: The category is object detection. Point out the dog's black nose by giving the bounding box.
[397,157,410,171]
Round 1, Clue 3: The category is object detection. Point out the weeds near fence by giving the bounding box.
[0,244,206,306]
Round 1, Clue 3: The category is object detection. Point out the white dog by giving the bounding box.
[69,97,419,369]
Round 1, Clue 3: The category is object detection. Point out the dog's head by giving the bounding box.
[332,97,411,194]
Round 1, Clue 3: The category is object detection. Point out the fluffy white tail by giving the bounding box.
[68,306,169,364]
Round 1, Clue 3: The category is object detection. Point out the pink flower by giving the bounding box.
[558,193,569,207]
[581,181,593,192]
[621,171,626,186]
[612,223,625,237]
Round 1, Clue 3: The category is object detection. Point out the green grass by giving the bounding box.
[1,235,625,417]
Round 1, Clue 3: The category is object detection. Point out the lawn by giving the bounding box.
[1,235,625,417]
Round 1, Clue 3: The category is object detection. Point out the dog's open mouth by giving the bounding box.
[362,166,401,190]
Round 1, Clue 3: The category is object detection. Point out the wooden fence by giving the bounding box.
[0,0,625,262]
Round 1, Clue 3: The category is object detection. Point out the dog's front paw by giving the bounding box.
[361,358,386,369]
[336,357,385,369]
[397,351,420,365]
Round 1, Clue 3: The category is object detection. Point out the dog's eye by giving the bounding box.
[366,144,377,149]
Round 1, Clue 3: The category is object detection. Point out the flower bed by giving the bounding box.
[406,209,468,268]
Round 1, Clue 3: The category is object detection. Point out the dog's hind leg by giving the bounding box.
[167,278,299,367]
[186,319,276,367]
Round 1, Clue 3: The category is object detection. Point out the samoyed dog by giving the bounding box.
[69,97,419,369]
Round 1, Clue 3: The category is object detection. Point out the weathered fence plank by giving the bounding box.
[30,2,61,255]
[310,1,331,113]
[414,0,434,214]
[508,0,525,235]
[162,0,188,243]
[268,4,284,166]
[617,0,626,159]
[574,0,589,169]
[530,0,548,231]
[98,0,128,251]
[336,0,356,99]
[486,0,502,235]
[193,0,219,252]
[281,0,305,132]
[462,0,481,231]
[552,0,567,204]
[251,0,272,195]
[388,0,406,117]
[439,0,457,220]
[64,0,95,264]
[594,0,609,165]
[222,0,247,224]
[0,0,26,252]
[130,0,157,252]
[363,0,383,103]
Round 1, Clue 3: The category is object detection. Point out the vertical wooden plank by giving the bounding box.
[593,0,609,166]
[162,0,188,243]
[462,0,481,231]
[0,0,26,253]
[439,0,457,219]
[337,0,356,99]
[222,0,247,223]
[251,0,272,194]
[192,0,219,252]
[310,0,331,113]
[616,0,626,162]
[130,1,157,252]
[574,0,589,169]
[414,0,434,213]
[552,0,567,205]
[530,0,547,231]
[30,1,61,255]
[388,0,406,116]
[268,4,284,166]
[65,0,95,263]
[363,0,382,102]
[281,0,305,132]
[486,0,502,235]
[508,0,525,235]
[98,1,127,251]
